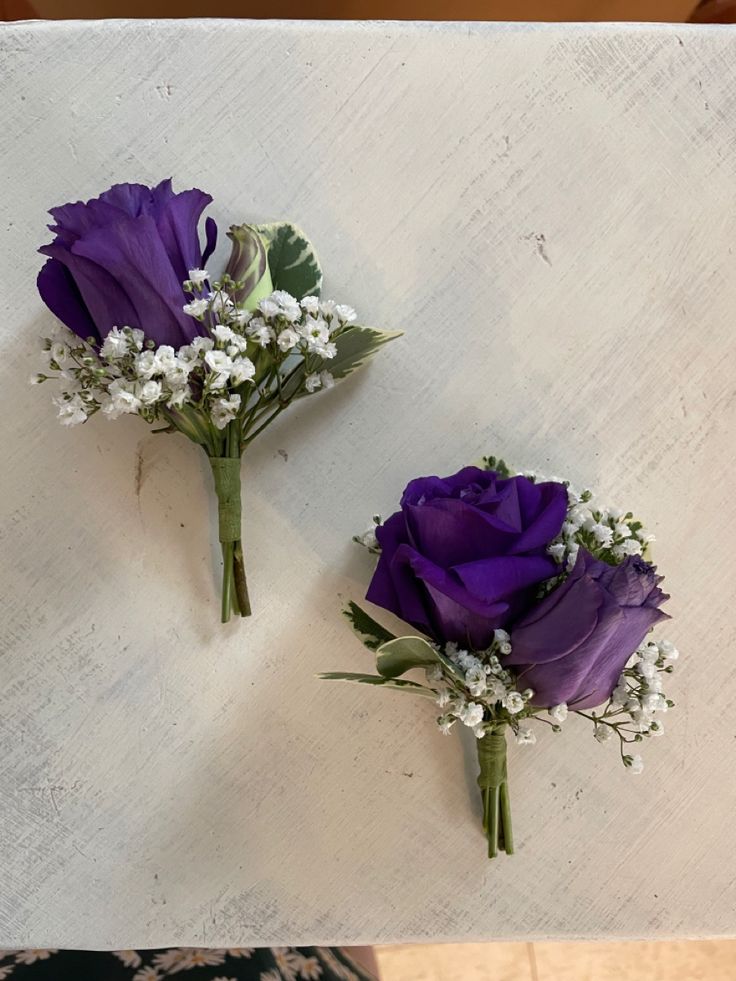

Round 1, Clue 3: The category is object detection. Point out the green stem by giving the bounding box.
[477,727,513,859]
[221,541,236,623]
[242,403,286,447]
[209,429,251,623]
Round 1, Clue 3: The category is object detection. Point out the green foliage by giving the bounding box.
[318,672,436,698]
[254,222,322,300]
[343,601,395,651]
[481,455,512,478]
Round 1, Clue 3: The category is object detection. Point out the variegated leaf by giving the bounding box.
[254,221,322,300]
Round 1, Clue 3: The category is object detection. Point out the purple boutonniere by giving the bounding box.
[33,179,400,622]
[323,456,677,859]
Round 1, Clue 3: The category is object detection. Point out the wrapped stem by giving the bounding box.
[209,455,251,622]
[477,728,514,859]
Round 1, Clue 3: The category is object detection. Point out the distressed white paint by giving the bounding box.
[1,19,735,949]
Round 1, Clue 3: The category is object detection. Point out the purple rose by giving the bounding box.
[366,466,568,649]
[37,179,218,348]
[506,550,670,709]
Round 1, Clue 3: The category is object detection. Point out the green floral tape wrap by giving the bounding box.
[477,730,508,790]
[209,457,242,543]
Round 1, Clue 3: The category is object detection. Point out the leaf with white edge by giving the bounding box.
[343,601,395,652]
[318,672,436,699]
[281,325,402,400]
[254,222,322,300]
[325,325,402,382]
[376,635,465,682]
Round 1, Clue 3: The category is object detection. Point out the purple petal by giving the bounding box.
[507,570,604,665]
[37,258,98,342]
[403,498,517,568]
[569,604,670,710]
[509,481,568,553]
[202,216,218,265]
[71,215,201,346]
[152,187,213,286]
[454,554,559,605]
[39,242,139,341]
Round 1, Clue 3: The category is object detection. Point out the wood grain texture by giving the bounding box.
[1,19,735,949]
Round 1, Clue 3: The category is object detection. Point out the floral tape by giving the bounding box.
[209,457,242,543]
[477,730,508,791]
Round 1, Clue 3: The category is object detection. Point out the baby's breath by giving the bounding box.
[35,276,357,438]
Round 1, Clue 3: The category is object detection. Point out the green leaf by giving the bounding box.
[281,325,401,400]
[376,636,441,678]
[376,635,465,682]
[343,601,395,652]
[326,325,402,382]
[480,455,512,478]
[254,222,322,300]
[318,672,436,699]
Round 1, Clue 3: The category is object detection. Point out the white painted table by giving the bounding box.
[1,19,735,949]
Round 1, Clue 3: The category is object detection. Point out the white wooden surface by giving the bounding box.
[1,19,735,949]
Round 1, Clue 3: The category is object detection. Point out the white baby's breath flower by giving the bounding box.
[229,358,256,386]
[183,298,209,318]
[627,754,644,774]
[205,349,233,379]
[259,298,281,319]
[164,363,191,388]
[300,295,320,314]
[211,393,242,430]
[212,324,236,344]
[319,299,338,318]
[614,538,642,559]
[658,640,679,661]
[503,691,524,715]
[614,521,632,539]
[438,717,456,735]
[319,370,335,389]
[334,303,357,324]
[100,327,130,360]
[515,726,536,745]
[135,350,159,379]
[594,725,613,743]
[459,702,485,728]
[55,393,87,426]
[355,525,378,549]
[251,322,275,347]
[305,373,321,393]
[103,379,141,417]
[436,688,451,709]
[188,268,208,287]
[313,340,337,359]
[277,328,299,352]
[549,703,568,724]
[233,308,253,328]
[138,380,162,405]
[591,523,614,547]
[547,541,566,562]
[472,724,487,740]
[191,336,215,355]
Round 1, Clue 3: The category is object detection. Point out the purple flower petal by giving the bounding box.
[71,215,202,347]
[37,258,98,342]
[202,216,218,265]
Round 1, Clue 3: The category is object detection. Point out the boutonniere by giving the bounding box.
[34,179,399,622]
[323,458,677,857]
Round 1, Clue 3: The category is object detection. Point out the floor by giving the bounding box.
[375,941,736,980]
